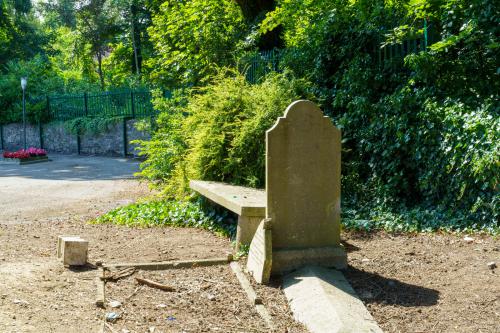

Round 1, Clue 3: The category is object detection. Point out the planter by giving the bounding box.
[19,155,50,165]
[1,155,50,165]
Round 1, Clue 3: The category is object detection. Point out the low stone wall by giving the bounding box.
[0,119,150,157]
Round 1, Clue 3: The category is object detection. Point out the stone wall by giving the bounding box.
[1,123,40,151]
[0,119,150,157]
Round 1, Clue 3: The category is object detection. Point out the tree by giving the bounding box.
[110,0,153,76]
[0,0,47,67]
[147,0,246,87]
[75,0,121,89]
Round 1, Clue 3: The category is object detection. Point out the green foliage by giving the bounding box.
[136,70,313,196]
[0,55,62,123]
[342,204,499,235]
[258,0,499,231]
[63,116,122,135]
[146,0,247,87]
[93,198,235,238]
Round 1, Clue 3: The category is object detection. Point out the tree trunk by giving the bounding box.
[131,2,141,76]
[97,51,105,89]
[233,0,274,21]
[233,0,282,50]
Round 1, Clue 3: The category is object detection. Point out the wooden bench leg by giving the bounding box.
[236,215,264,252]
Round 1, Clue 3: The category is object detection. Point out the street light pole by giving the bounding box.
[21,77,27,150]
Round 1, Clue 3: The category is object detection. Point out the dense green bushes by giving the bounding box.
[133,0,498,233]
[256,0,499,231]
[137,71,313,196]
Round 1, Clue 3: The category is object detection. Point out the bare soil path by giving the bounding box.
[0,155,304,333]
[1,155,498,333]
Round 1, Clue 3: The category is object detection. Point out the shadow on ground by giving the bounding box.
[344,266,440,307]
[0,153,140,181]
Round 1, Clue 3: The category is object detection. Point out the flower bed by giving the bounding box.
[2,148,49,165]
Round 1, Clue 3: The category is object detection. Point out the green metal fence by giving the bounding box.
[377,20,434,64]
[47,90,156,121]
[244,49,281,84]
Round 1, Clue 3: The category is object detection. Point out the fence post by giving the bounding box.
[84,93,89,117]
[77,134,81,155]
[46,96,50,120]
[130,91,136,118]
[423,18,428,50]
[0,124,3,151]
[122,117,128,157]
[39,121,44,149]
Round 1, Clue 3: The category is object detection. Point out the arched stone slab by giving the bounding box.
[265,100,346,273]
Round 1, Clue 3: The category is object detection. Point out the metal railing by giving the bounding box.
[243,49,281,84]
[47,90,156,121]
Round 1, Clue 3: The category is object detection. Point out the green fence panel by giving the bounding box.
[45,89,159,122]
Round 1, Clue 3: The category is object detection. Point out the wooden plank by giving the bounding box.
[189,180,265,217]
[103,256,232,271]
[230,262,273,329]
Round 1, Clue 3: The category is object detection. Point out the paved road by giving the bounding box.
[0,154,142,224]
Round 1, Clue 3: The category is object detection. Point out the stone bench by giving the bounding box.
[189,180,265,249]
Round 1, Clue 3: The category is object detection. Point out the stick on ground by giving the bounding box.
[135,277,176,292]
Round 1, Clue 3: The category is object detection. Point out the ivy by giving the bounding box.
[63,116,122,135]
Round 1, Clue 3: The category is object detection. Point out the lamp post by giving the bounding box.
[21,77,27,150]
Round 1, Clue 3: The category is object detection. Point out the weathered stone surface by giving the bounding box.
[283,266,383,333]
[0,120,149,156]
[1,123,40,151]
[246,219,272,284]
[236,215,264,250]
[189,180,265,217]
[57,236,81,258]
[266,100,346,272]
[61,237,88,266]
[189,180,266,249]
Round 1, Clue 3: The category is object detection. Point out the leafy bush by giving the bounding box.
[93,198,235,238]
[146,0,247,88]
[136,70,313,196]
[64,116,122,135]
[258,0,499,231]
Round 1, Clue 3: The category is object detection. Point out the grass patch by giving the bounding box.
[93,198,236,238]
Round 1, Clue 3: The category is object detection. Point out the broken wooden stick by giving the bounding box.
[135,277,176,292]
[103,267,136,282]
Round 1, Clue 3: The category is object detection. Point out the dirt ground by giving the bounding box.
[0,155,304,333]
[343,231,500,333]
[1,154,499,333]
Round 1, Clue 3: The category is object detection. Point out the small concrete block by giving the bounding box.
[62,238,89,266]
[246,219,272,284]
[283,266,383,333]
[57,236,81,258]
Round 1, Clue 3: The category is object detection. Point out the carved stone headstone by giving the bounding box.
[246,219,272,284]
[266,100,346,274]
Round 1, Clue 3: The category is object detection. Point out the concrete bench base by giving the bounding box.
[272,246,347,274]
[283,266,383,333]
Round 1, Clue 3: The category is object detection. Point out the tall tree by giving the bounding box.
[75,0,120,89]
[111,0,152,76]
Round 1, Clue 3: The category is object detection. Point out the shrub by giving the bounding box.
[93,198,235,238]
[136,70,314,196]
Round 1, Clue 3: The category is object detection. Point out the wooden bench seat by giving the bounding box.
[189,180,265,249]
